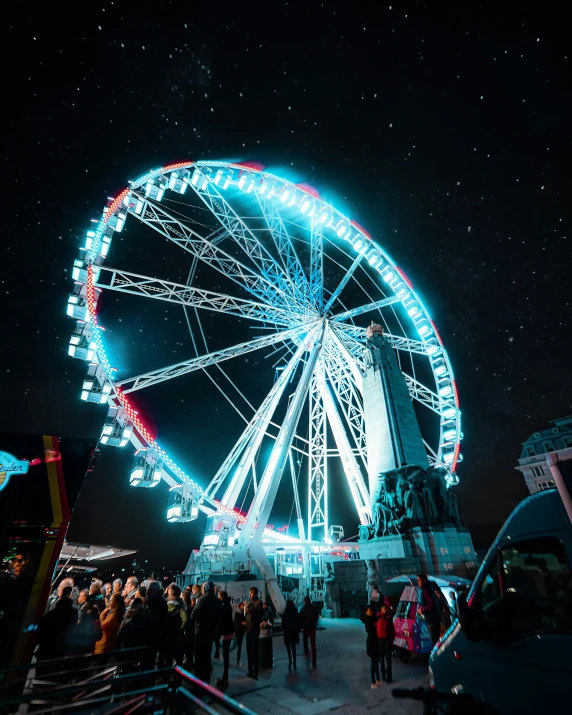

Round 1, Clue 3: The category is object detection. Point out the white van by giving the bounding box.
[430,489,572,714]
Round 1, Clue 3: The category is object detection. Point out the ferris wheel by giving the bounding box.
[67,160,462,549]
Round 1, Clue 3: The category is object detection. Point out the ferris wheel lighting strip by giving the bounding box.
[71,159,464,512]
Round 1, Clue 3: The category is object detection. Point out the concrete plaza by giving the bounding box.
[211,619,428,715]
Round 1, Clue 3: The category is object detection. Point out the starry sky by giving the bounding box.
[3,2,570,570]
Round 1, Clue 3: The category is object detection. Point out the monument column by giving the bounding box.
[362,323,428,502]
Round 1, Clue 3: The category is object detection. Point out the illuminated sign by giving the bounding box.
[0,451,30,492]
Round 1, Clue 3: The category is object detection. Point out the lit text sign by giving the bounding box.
[0,451,30,492]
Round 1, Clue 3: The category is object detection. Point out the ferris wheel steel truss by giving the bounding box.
[67,159,463,546]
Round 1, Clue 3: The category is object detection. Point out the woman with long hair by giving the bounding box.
[95,593,125,656]
[281,599,300,670]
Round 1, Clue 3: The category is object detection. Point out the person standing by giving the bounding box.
[161,584,187,666]
[361,605,381,689]
[281,599,300,670]
[117,598,146,650]
[36,586,77,660]
[71,605,102,655]
[300,596,318,668]
[233,601,246,666]
[191,581,222,685]
[216,591,235,688]
[416,573,442,645]
[95,593,125,656]
[376,598,395,684]
[123,576,139,606]
[245,587,263,679]
[141,581,168,669]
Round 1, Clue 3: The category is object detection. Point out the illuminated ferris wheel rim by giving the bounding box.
[74,159,462,512]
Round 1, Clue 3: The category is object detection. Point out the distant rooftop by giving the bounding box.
[520,415,572,460]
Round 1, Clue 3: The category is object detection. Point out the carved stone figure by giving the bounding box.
[445,488,462,526]
[404,484,425,524]
[421,480,439,523]
[373,501,398,537]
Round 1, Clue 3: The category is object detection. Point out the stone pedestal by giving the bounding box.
[408,525,478,578]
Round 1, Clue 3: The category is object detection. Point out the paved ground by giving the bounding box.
[210,619,428,714]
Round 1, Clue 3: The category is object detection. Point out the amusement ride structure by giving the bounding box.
[67,160,463,610]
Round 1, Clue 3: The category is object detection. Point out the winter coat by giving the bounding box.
[234,610,246,637]
[418,582,442,626]
[375,600,395,642]
[142,594,169,651]
[220,598,235,638]
[36,599,78,660]
[95,608,122,654]
[361,613,380,659]
[300,602,319,631]
[117,611,146,649]
[245,596,263,632]
[69,613,102,654]
[192,591,222,639]
[281,609,300,644]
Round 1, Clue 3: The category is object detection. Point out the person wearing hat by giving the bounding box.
[191,581,222,685]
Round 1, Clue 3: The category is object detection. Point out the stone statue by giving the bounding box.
[373,501,398,537]
[445,488,462,526]
[404,483,425,524]
[421,480,439,524]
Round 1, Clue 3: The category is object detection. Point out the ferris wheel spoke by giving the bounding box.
[334,323,429,357]
[322,379,371,526]
[307,359,328,542]
[205,337,309,505]
[309,216,324,310]
[323,251,365,315]
[331,295,400,323]
[403,374,441,414]
[95,266,298,326]
[236,322,324,550]
[255,193,311,307]
[187,168,308,310]
[323,336,367,462]
[115,323,315,394]
[127,192,296,310]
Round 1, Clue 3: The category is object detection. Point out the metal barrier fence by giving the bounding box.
[0,654,259,715]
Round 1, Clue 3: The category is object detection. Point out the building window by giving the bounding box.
[537,480,555,492]
[531,465,544,478]
[564,437,572,448]
[527,447,536,457]
[543,441,554,453]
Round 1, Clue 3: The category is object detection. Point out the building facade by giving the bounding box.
[516,416,572,494]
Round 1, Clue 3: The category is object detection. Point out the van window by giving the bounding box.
[501,537,572,637]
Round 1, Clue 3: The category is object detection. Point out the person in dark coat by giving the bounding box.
[361,605,381,688]
[216,591,235,688]
[36,586,77,660]
[69,606,102,655]
[191,581,222,685]
[300,596,319,667]
[161,584,187,667]
[417,573,442,645]
[141,581,168,669]
[117,598,146,650]
[232,602,246,666]
[245,586,264,679]
[281,599,300,670]
[375,598,395,684]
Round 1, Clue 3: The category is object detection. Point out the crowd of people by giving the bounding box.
[36,576,320,690]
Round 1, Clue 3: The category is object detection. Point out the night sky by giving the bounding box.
[3,3,570,570]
